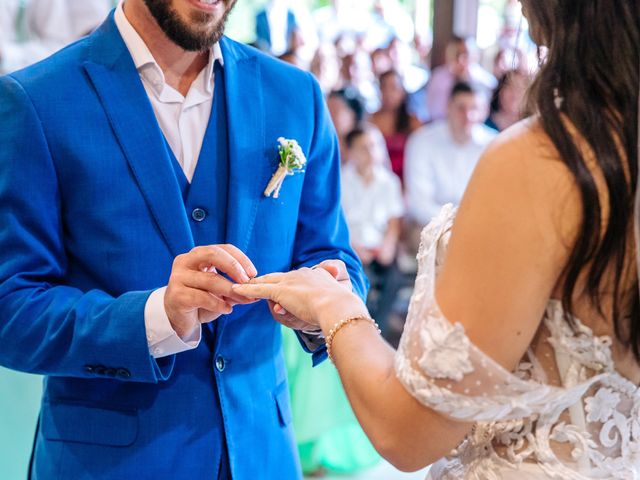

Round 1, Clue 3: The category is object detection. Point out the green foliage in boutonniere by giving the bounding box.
[264,138,307,198]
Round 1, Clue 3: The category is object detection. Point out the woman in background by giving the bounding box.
[370,70,421,182]
[485,69,530,132]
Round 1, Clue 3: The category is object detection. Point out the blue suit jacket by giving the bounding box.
[0,13,366,480]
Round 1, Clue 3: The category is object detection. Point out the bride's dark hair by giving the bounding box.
[522,1,640,357]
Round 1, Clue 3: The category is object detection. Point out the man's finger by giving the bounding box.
[184,288,233,317]
[273,303,288,315]
[218,244,258,278]
[181,271,256,304]
[183,246,251,284]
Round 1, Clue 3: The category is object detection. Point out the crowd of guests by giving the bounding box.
[259,0,534,339]
[0,1,534,477]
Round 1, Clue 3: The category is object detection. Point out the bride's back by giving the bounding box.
[398,3,640,476]
[502,119,640,384]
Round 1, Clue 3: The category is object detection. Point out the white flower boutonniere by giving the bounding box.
[264,137,307,199]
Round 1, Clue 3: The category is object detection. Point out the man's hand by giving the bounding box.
[270,259,352,331]
[165,245,258,337]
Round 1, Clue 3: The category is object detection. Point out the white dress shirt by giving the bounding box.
[115,3,224,358]
[341,164,405,249]
[404,121,497,226]
[0,0,112,74]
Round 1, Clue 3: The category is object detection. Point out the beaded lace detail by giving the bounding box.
[395,205,640,479]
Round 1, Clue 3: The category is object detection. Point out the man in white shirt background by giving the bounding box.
[404,81,497,253]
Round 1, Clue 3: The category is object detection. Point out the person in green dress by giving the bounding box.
[0,368,42,479]
[282,328,379,476]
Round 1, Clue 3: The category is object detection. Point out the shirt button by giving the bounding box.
[153,347,163,356]
[215,356,226,372]
[191,208,207,222]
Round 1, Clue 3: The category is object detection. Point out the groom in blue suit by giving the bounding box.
[0,0,366,478]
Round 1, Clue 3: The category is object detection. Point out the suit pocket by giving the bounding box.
[41,401,138,447]
[272,380,293,427]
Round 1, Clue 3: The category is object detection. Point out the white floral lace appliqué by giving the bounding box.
[418,318,473,381]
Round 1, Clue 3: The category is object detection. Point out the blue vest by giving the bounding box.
[166,61,229,246]
[162,60,231,478]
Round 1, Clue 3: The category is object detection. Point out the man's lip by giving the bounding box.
[188,0,224,13]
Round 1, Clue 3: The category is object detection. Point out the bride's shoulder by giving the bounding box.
[474,117,577,201]
[482,117,563,171]
[463,117,582,244]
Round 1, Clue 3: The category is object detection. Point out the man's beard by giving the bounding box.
[143,0,236,51]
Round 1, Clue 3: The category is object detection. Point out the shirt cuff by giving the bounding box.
[297,328,326,353]
[144,287,201,359]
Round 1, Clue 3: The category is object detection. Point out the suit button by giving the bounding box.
[84,365,95,374]
[116,368,131,379]
[104,368,117,377]
[215,356,226,372]
[93,365,106,375]
[191,208,207,222]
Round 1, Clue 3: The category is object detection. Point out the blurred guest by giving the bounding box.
[492,47,528,78]
[0,0,111,74]
[485,70,529,132]
[255,0,298,57]
[314,0,370,44]
[341,125,404,329]
[327,90,362,163]
[278,49,303,69]
[310,43,340,94]
[424,36,497,122]
[370,70,421,181]
[413,31,432,67]
[338,49,379,114]
[368,0,415,47]
[404,82,496,243]
[371,47,393,78]
[386,36,429,95]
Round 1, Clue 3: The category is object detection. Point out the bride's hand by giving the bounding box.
[232,268,369,332]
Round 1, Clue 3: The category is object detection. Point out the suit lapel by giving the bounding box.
[83,16,194,258]
[220,37,270,254]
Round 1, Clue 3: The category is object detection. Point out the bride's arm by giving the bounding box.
[236,122,582,471]
[317,318,471,471]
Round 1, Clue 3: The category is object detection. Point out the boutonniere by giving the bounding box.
[263,137,307,199]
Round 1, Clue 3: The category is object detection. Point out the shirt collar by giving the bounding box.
[114,1,223,100]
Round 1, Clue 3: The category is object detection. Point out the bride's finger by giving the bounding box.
[249,272,287,284]
[232,283,278,299]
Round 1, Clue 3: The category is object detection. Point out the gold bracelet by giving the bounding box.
[326,316,381,363]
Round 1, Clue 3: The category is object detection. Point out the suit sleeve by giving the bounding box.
[0,75,174,383]
[290,73,369,365]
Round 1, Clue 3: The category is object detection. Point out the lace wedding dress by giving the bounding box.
[395,205,640,479]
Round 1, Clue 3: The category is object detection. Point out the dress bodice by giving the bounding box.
[395,205,640,479]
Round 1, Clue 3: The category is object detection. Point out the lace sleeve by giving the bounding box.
[395,205,604,423]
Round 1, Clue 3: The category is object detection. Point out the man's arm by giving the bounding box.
[0,75,173,383]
